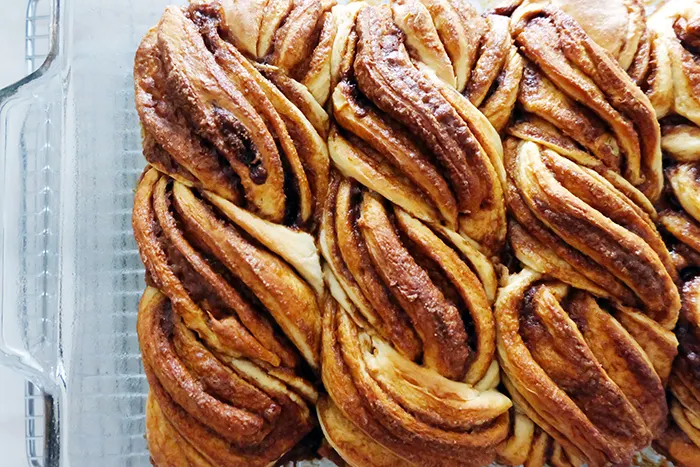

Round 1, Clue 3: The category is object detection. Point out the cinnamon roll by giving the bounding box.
[133,3,329,464]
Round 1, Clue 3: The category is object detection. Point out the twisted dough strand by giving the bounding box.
[495,0,652,83]
[312,2,516,465]
[646,5,700,466]
[495,269,678,466]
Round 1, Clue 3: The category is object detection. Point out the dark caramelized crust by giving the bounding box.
[134,169,324,366]
[305,7,517,460]
[331,81,458,228]
[134,27,241,204]
[133,167,324,466]
[133,9,330,461]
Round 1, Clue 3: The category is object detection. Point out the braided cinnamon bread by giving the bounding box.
[489,1,681,466]
[133,4,328,465]
[130,0,695,466]
[315,3,516,465]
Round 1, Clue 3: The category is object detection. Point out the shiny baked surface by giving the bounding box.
[130,0,699,465]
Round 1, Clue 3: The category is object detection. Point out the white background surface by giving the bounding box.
[1,1,37,465]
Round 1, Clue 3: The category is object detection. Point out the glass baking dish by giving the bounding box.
[0,0,673,466]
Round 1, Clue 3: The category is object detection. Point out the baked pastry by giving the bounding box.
[130,0,692,466]
[316,3,514,465]
[490,1,681,466]
[132,4,329,465]
[642,2,700,465]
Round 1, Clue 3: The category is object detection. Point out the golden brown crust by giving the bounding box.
[354,6,492,217]
[509,4,663,201]
[493,6,681,451]
[495,269,677,467]
[134,169,322,368]
[386,0,522,132]
[139,287,317,467]
[132,6,332,461]
[134,27,241,204]
[269,0,334,78]
[331,81,458,228]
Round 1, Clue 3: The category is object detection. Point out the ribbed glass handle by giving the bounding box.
[0,0,60,391]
